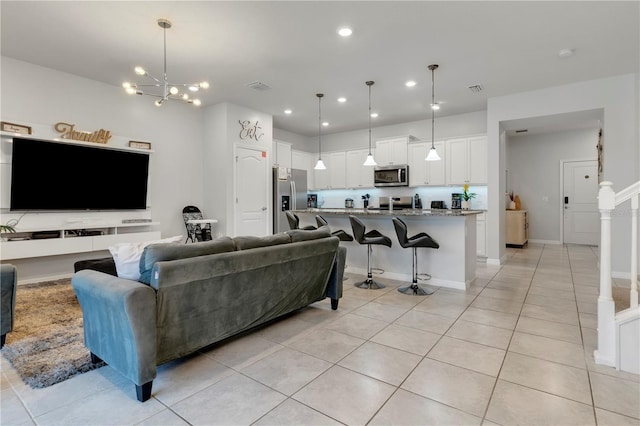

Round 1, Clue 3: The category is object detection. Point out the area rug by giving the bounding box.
[1,278,104,388]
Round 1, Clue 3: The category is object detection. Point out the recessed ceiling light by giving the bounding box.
[337,97,347,103]
[558,48,574,58]
[370,113,379,118]
[337,27,352,37]
[284,109,292,115]
[322,121,329,126]
[405,80,416,87]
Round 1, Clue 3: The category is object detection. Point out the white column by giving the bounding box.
[630,194,638,308]
[594,181,617,368]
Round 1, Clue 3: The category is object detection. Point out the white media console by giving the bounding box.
[0,221,161,260]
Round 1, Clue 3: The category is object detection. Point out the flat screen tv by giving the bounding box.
[10,137,150,211]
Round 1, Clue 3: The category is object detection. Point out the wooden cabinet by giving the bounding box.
[273,140,292,169]
[314,151,346,189]
[375,136,410,165]
[292,150,315,189]
[506,210,528,247]
[407,141,445,186]
[445,136,487,185]
[346,149,374,188]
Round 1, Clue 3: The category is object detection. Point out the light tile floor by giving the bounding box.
[2,244,639,425]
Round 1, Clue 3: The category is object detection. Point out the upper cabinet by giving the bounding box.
[291,150,315,190]
[374,136,410,165]
[407,141,445,186]
[445,135,487,185]
[346,149,374,189]
[273,140,292,169]
[314,151,346,190]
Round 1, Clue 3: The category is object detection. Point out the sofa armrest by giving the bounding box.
[71,270,157,386]
[1,264,17,344]
[325,245,346,309]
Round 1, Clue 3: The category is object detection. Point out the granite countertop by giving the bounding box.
[295,208,484,217]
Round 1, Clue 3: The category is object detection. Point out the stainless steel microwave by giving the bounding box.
[374,165,409,187]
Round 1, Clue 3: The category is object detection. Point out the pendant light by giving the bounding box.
[425,64,442,161]
[314,93,327,170]
[363,81,377,166]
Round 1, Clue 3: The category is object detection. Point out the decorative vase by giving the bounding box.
[509,200,516,210]
[461,200,470,210]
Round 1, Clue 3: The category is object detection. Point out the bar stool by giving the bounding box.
[349,215,392,289]
[392,217,439,296]
[286,211,316,231]
[316,215,354,242]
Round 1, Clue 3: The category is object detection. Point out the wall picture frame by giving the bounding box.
[128,140,152,150]
[1,121,32,135]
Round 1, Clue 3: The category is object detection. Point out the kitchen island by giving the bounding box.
[294,208,482,290]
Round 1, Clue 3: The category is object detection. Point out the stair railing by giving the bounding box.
[595,180,639,369]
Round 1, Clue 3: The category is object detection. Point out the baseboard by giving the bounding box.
[612,271,640,280]
[529,239,562,245]
[17,273,73,285]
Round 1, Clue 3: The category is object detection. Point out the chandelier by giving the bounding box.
[122,19,209,107]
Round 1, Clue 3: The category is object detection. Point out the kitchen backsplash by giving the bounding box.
[310,186,488,210]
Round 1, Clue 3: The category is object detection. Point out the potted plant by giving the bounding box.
[462,184,476,210]
[0,224,16,241]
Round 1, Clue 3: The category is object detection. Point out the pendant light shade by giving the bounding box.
[425,64,441,162]
[363,81,377,166]
[314,93,327,170]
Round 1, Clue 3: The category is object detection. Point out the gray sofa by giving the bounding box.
[1,264,17,348]
[71,227,346,402]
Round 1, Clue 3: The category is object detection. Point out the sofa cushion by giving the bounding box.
[286,225,331,243]
[139,236,236,284]
[109,236,183,281]
[233,233,290,251]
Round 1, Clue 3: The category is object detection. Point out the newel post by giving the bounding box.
[594,181,617,367]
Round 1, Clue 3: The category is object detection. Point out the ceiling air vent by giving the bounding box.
[246,81,272,91]
[515,129,528,133]
[467,84,484,93]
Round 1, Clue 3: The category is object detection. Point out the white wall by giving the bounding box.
[487,74,639,274]
[1,57,203,280]
[506,128,599,243]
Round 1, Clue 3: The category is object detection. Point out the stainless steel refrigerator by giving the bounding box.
[273,167,307,233]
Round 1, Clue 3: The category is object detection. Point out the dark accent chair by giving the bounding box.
[315,215,354,242]
[349,215,392,289]
[1,264,18,348]
[286,211,316,230]
[392,217,440,295]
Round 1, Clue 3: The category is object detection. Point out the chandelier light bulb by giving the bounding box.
[200,81,209,89]
[125,87,137,95]
[122,82,131,88]
[182,93,189,100]
[169,86,179,95]
[193,99,202,106]
[189,86,199,92]
[134,66,146,76]
[155,99,163,107]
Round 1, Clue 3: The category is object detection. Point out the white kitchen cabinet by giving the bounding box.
[375,136,410,165]
[314,151,346,189]
[346,149,374,188]
[407,141,445,186]
[445,135,487,185]
[273,140,292,169]
[292,150,315,189]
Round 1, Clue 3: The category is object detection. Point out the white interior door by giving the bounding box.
[563,160,599,245]
[235,146,269,237]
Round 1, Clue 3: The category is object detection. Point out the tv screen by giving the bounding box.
[10,137,150,211]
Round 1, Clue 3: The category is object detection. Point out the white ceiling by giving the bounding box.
[1,1,638,137]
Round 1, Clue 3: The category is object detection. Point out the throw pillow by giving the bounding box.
[286,225,331,243]
[109,235,182,281]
